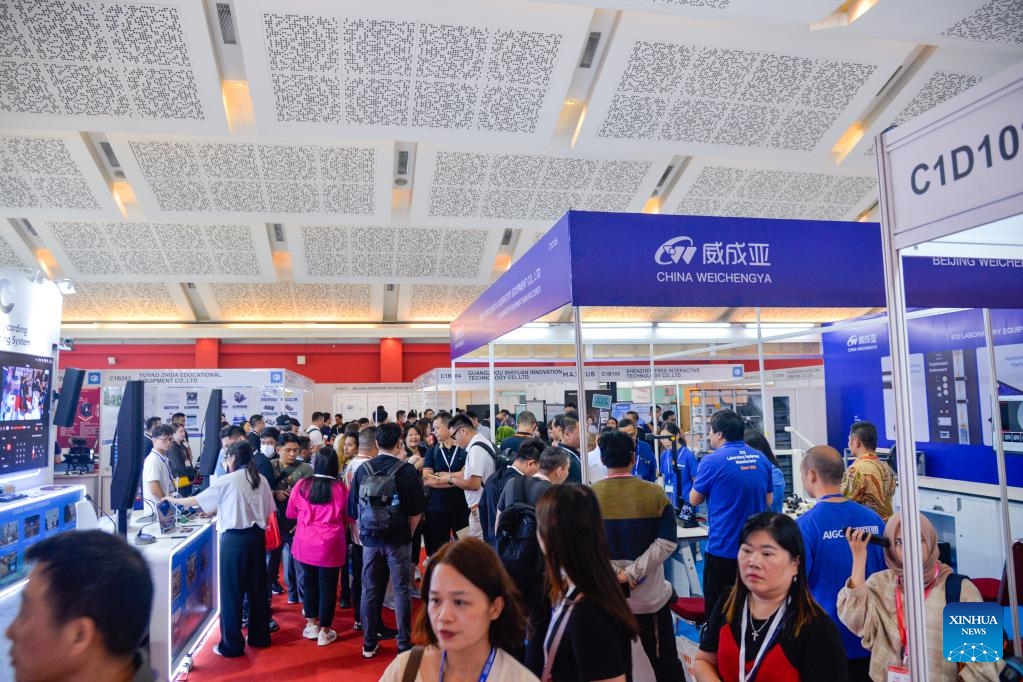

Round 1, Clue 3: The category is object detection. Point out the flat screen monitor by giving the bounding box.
[999,397,1023,453]
[0,351,53,474]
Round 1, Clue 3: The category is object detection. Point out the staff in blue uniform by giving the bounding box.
[745,429,786,513]
[656,423,698,514]
[619,418,657,482]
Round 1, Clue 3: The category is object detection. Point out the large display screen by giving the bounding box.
[0,351,53,474]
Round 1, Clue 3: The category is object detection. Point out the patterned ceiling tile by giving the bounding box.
[258,14,561,134]
[405,284,486,321]
[295,225,496,283]
[207,282,377,321]
[40,221,271,282]
[0,0,225,132]
[0,134,105,211]
[61,282,181,321]
[863,71,983,157]
[941,0,1023,45]
[114,137,386,218]
[422,150,658,223]
[0,231,31,269]
[597,40,876,152]
[671,164,876,221]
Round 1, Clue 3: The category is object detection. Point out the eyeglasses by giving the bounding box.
[451,426,465,437]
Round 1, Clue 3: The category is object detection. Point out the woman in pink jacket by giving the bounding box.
[287,446,349,646]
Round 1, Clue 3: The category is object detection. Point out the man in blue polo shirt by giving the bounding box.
[690,409,772,613]
[797,445,885,682]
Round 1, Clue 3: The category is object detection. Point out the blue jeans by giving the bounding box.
[361,543,412,649]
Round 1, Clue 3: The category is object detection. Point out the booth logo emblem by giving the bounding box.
[654,236,698,266]
[943,602,1002,664]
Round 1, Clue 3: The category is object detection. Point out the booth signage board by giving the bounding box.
[450,215,573,359]
[0,269,63,358]
[416,364,742,388]
[566,212,886,308]
[881,63,1023,247]
[902,255,1023,309]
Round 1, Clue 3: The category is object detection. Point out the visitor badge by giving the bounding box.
[886,665,911,682]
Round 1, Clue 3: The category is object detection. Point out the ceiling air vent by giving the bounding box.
[386,284,395,292]
[216,3,237,45]
[272,224,285,242]
[98,141,121,168]
[655,165,675,189]
[186,282,197,289]
[397,151,410,175]
[875,65,902,98]
[500,229,513,246]
[579,32,601,68]
[21,219,38,237]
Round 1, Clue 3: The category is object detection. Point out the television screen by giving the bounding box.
[0,351,53,474]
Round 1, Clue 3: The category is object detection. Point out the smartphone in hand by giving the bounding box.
[845,527,891,548]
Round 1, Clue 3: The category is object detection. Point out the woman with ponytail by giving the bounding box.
[172,440,275,657]
[287,446,349,646]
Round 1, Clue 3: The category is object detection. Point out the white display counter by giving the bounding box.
[897,476,1023,580]
[128,510,219,682]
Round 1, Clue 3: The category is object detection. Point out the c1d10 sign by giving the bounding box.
[449,211,886,359]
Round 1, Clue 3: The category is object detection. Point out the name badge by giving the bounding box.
[887,665,911,682]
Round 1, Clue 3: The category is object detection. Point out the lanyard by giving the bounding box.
[151,450,174,488]
[439,445,456,471]
[739,597,787,682]
[818,493,846,501]
[895,565,940,663]
[605,473,632,479]
[439,647,496,682]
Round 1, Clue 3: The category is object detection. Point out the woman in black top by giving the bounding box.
[694,512,847,682]
[536,485,638,682]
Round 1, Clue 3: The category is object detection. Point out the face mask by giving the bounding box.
[261,444,275,457]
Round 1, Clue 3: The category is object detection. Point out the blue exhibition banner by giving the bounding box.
[565,212,886,308]
[449,215,573,359]
[903,256,1023,309]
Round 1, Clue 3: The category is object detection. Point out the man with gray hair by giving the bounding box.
[797,445,885,682]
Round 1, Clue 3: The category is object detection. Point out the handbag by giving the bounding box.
[265,511,282,550]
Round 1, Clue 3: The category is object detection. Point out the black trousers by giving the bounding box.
[703,552,739,615]
[220,526,271,656]
[637,602,685,682]
[350,544,363,622]
[301,563,341,629]
[847,655,871,682]
[339,543,352,603]
[423,507,469,556]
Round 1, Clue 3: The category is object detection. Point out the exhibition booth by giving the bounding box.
[873,61,1023,668]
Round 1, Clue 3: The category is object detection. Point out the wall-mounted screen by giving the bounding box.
[0,351,53,474]
[1000,397,1023,454]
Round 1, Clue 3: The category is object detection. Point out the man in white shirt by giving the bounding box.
[448,414,495,539]
[466,410,492,441]
[305,411,325,447]
[142,424,177,514]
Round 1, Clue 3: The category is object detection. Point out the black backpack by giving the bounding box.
[493,476,543,594]
[357,458,407,540]
[473,440,512,474]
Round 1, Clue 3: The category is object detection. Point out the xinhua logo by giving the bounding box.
[654,236,698,266]
[943,602,1002,663]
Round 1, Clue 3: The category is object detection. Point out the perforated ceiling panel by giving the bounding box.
[0,133,117,217]
[942,0,1023,45]
[0,0,227,133]
[203,282,382,321]
[234,1,590,142]
[846,48,1018,168]
[574,14,914,163]
[37,221,274,282]
[108,136,391,221]
[292,224,501,283]
[665,162,877,221]
[399,284,487,321]
[61,282,184,321]
[413,146,668,226]
[0,229,33,269]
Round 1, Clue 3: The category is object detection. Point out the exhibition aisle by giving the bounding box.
[189,600,405,681]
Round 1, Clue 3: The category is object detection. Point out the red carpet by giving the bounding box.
[184,594,420,681]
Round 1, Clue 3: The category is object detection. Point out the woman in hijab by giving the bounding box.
[837,512,998,681]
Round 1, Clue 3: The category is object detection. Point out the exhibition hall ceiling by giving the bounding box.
[0,0,1020,340]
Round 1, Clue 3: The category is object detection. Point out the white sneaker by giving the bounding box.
[302,623,319,640]
[318,629,337,646]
